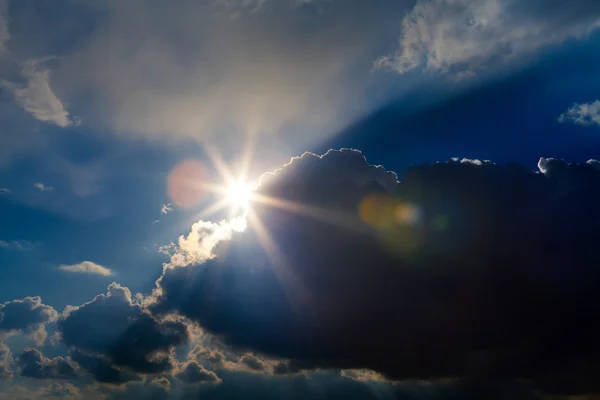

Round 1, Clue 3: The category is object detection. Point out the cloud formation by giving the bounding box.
[2,59,73,127]
[17,348,75,380]
[559,99,600,126]
[59,283,188,380]
[175,361,221,384]
[151,148,600,396]
[33,182,53,192]
[0,296,58,344]
[59,261,112,276]
[378,0,600,76]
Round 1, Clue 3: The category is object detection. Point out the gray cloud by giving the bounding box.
[175,361,221,385]
[0,342,13,380]
[41,382,80,398]
[51,0,410,152]
[17,348,76,380]
[0,296,58,344]
[59,283,189,377]
[378,0,600,76]
[59,261,112,276]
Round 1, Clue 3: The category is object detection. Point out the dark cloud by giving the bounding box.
[17,348,75,380]
[41,382,80,397]
[152,149,600,395]
[68,349,138,385]
[0,296,58,343]
[59,283,189,378]
[240,354,265,372]
[175,361,220,384]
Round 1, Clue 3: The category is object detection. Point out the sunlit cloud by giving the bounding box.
[59,261,112,276]
[559,99,600,127]
[377,0,600,76]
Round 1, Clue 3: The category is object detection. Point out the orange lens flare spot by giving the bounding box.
[167,160,207,208]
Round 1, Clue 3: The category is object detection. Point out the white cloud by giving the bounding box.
[559,100,600,127]
[59,261,112,276]
[2,59,73,127]
[161,203,173,215]
[378,0,600,76]
[33,182,53,192]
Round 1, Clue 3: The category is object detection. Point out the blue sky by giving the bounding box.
[2,0,600,399]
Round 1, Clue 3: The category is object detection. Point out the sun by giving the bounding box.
[226,181,253,208]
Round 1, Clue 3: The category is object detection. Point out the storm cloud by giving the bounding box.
[152,148,600,395]
[59,283,189,379]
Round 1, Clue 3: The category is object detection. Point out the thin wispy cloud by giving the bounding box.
[559,100,600,127]
[0,240,38,251]
[0,188,10,194]
[377,0,600,76]
[161,203,173,215]
[2,59,73,127]
[33,182,53,192]
[59,261,112,276]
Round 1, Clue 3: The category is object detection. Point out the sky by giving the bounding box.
[1,0,600,399]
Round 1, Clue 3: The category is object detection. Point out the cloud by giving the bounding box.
[41,382,80,398]
[49,0,408,151]
[17,348,76,380]
[0,296,58,344]
[34,182,54,192]
[239,354,265,372]
[0,240,38,251]
[161,204,173,215]
[59,261,112,276]
[150,149,600,396]
[0,188,10,194]
[377,0,600,76]
[0,342,13,380]
[175,361,221,384]
[2,59,74,127]
[59,283,189,378]
[559,99,600,126]
[0,0,8,52]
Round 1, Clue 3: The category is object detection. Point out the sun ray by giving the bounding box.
[246,208,310,313]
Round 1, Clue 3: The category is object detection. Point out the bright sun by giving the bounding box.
[226,181,253,207]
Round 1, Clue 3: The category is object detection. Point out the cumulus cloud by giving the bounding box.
[175,361,221,384]
[559,99,600,127]
[239,354,266,372]
[2,59,73,127]
[34,182,53,192]
[378,0,600,76]
[59,261,112,276]
[41,382,80,398]
[0,296,58,344]
[17,348,75,380]
[150,148,600,396]
[0,342,13,380]
[59,283,189,379]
